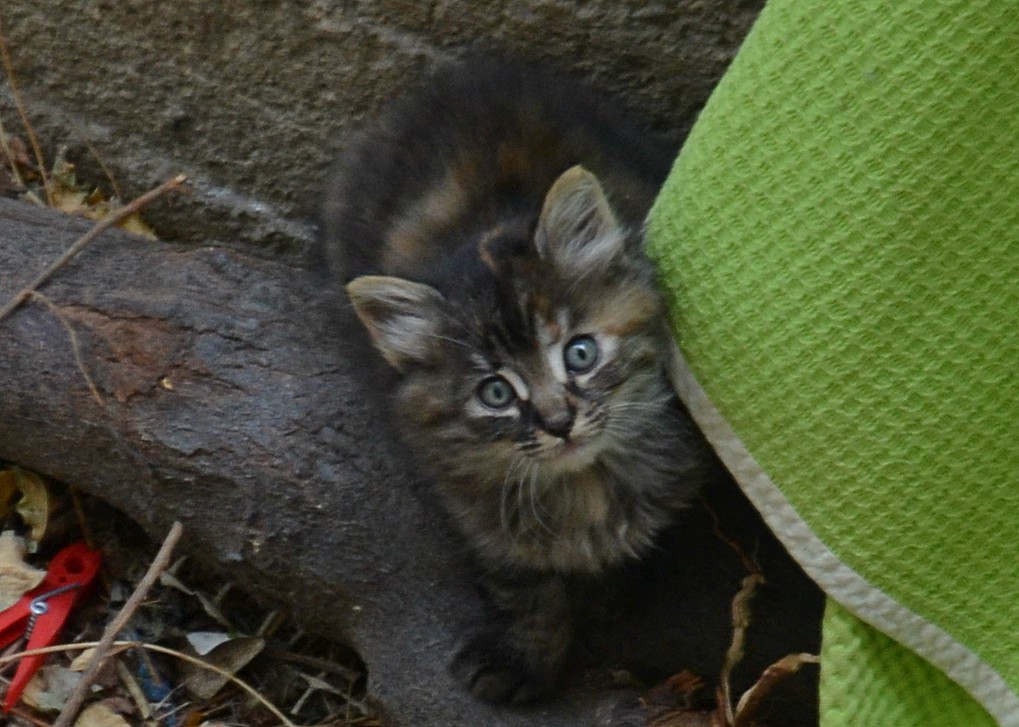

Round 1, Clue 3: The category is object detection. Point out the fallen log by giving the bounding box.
[0,197,822,726]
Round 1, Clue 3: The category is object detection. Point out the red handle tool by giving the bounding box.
[0,540,102,712]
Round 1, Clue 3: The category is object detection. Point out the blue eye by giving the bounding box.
[478,376,516,409]
[564,336,599,373]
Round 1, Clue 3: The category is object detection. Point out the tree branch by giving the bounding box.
[0,198,822,727]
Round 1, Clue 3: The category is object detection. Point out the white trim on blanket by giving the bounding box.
[667,341,1019,727]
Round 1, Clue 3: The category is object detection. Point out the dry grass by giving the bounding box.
[0,485,376,727]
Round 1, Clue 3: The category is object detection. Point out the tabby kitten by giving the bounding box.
[322,58,712,703]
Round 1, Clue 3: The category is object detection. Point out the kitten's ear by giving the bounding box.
[535,165,624,272]
[346,275,445,372]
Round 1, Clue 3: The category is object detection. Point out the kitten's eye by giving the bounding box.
[564,336,599,373]
[477,376,516,409]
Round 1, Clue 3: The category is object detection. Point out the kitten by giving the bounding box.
[321,57,713,703]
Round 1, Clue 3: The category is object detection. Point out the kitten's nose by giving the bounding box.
[537,404,576,440]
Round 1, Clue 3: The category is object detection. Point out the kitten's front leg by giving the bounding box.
[452,570,574,704]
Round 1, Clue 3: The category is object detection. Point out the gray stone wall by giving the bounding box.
[0,0,762,252]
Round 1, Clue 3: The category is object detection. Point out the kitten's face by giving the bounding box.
[465,325,619,473]
[416,287,665,483]
[347,166,671,489]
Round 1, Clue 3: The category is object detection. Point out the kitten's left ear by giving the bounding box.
[535,165,624,272]
[346,275,446,372]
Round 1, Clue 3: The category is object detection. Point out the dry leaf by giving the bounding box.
[20,664,82,713]
[113,209,157,238]
[47,151,157,238]
[117,659,151,719]
[182,633,265,700]
[70,647,99,671]
[51,186,90,215]
[160,572,231,627]
[0,467,52,546]
[2,135,36,171]
[180,712,209,727]
[300,672,348,697]
[186,631,233,656]
[0,530,46,609]
[74,702,132,727]
[642,671,718,727]
[16,472,50,546]
[733,653,820,727]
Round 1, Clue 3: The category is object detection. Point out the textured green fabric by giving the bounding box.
[821,601,995,727]
[647,0,1019,723]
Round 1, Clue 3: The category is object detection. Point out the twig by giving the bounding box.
[28,291,104,405]
[51,521,183,727]
[0,9,51,205]
[9,704,53,727]
[0,641,125,666]
[0,639,298,727]
[0,173,187,323]
[0,113,31,198]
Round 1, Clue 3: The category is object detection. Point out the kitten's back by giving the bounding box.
[321,57,677,283]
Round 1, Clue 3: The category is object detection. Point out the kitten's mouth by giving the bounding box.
[545,434,603,470]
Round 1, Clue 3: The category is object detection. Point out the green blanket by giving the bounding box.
[647,1,1019,725]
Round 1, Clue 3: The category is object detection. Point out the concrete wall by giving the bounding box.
[0,0,762,254]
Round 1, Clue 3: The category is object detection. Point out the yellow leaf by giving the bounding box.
[116,210,157,239]
[50,185,89,215]
[0,530,45,609]
[0,467,50,545]
[15,470,50,544]
[75,702,132,727]
[70,647,98,672]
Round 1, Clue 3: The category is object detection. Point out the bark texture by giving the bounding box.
[0,198,822,726]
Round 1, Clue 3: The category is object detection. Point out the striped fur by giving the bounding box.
[322,57,711,703]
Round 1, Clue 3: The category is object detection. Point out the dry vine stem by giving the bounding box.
[717,572,766,725]
[0,173,188,323]
[733,653,821,727]
[50,521,183,727]
[699,496,820,726]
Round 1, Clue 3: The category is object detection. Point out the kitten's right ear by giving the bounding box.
[535,165,624,273]
[346,275,446,372]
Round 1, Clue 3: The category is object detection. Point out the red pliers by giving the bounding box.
[0,540,102,712]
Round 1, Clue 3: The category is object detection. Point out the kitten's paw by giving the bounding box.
[451,634,554,704]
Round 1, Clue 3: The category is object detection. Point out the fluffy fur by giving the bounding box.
[322,57,712,703]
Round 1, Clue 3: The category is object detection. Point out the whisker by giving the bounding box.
[517,436,540,452]
[432,307,473,333]
[421,332,475,351]
[606,397,674,414]
[500,455,527,533]
[514,461,532,541]
[529,464,554,535]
